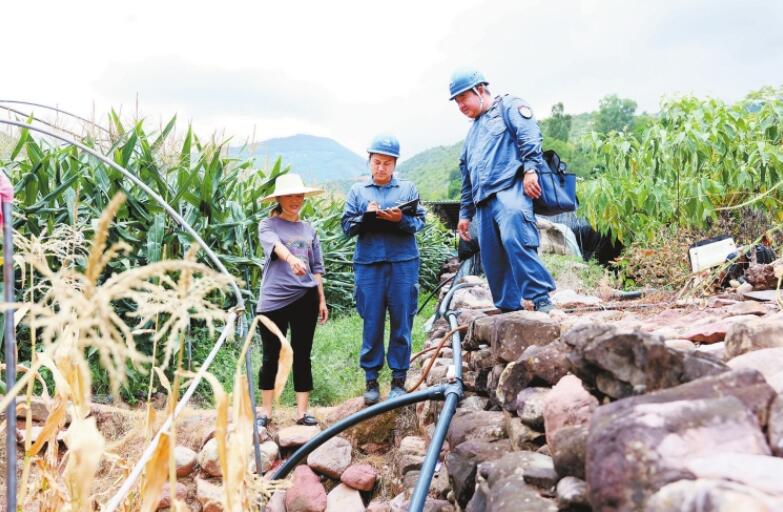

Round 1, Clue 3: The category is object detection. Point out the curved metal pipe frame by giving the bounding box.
[3,201,18,512]
[0,119,264,510]
[0,100,111,135]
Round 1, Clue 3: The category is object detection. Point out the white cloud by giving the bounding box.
[3,0,782,158]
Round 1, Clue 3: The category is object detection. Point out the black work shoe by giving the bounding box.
[364,379,380,405]
[387,377,407,400]
[296,413,318,426]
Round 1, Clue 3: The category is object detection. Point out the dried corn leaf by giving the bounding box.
[27,397,66,457]
[140,431,171,512]
[63,416,105,511]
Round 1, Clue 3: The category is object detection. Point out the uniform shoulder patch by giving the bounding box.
[518,105,533,119]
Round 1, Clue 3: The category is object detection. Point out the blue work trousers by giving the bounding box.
[475,177,556,311]
[354,259,419,381]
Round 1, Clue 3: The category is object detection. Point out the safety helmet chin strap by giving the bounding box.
[472,86,484,112]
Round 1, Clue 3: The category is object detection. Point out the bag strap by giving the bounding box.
[497,95,516,155]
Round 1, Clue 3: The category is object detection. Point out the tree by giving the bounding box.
[595,95,637,134]
[542,102,572,142]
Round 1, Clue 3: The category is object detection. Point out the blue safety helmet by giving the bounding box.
[367,134,400,158]
[449,68,488,100]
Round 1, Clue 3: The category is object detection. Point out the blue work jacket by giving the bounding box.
[459,95,547,220]
[342,176,426,264]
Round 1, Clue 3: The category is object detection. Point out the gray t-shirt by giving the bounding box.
[256,216,324,313]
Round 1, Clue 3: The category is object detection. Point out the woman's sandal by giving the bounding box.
[296,413,318,426]
[256,415,271,428]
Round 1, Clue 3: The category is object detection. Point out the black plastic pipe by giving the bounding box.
[271,384,448,480]
[409,280,472,510]
[409,309,466,509]
[3,200,17,512]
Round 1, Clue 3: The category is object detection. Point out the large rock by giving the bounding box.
[325,397,397,446]
[285,465,327,512]
[555,476,589,510]
[504,413,545,451]
[492,311,561,363]
[684,453,783,497]
[679,315,758,344]
[495,361,530,411]
[452,285,494,310]
[727,347,783,391]
[174,446,198,477]
[471,347,496,370]
[464,311,560,361]
[366,500,391,512]
[568,325,668,395]
[542,375,598,455]
[398,435,427,474]
[198,438,222,477]
[768,393,783,456]
[340,463,377,491]
[474,452,559,511]
[278,425,322,449]
[587,372,773,511]
[460,395,489,412]
[495,343,570,411]
[444,439,512,508]
[646,478,783,511]
[258,440,280,474]
[307,436,352,479]
[447,410,507,447]
[157,482,187,510]
[196,478,223,512]
[746,263,779,289]
[563,322,729,399]
[550,425,588,479]
[725,318,783,359]
[518,341,572,386]
[389,493,455,512]
[266,490,287,512]
[326,484,364,512]
[516,387,550,430]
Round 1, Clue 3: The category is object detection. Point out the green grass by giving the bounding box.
[279,296,438,406]
[184,295,438,408]
[541,253,608,292]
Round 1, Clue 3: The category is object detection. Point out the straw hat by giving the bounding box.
[263,173,324,201]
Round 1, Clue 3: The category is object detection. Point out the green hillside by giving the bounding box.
[397,141,462,200]
[230,134,366,185]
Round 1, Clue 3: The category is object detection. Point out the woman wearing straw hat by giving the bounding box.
[256,173,328,427]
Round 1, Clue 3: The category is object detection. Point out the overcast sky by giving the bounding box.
[4,0,783,158]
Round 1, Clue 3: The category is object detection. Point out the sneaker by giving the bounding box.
[364,379,380,405]
[387,377,407,400]
[533,297,555,313]
[296,413,318,426]
[256,415,270,429]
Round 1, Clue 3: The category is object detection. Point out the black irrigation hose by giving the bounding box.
[270,385,449,480]
[416,272,456,316]
[409,309,465,510]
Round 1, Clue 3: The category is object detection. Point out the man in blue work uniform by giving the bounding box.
[450,68,556,313]
[342,134,426,405]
